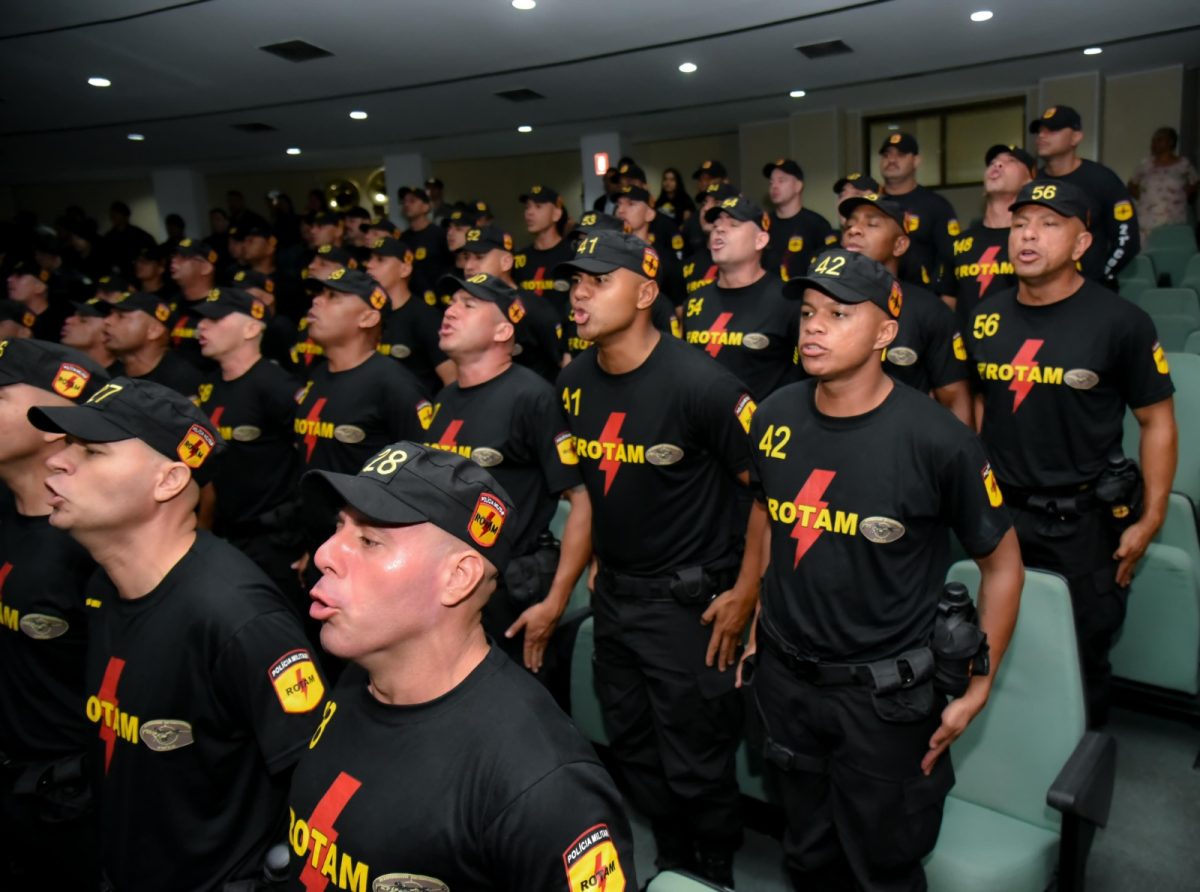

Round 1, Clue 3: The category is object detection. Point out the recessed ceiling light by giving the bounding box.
[349,110,368,120]
[1083,46,1103,55]
[970,10,993,22]
[286,147,302,155]
[887,124,900,131]
[517,125,533,133]
[678,62,698,74]
[127,133,145,141]
[374,192,387,203]
[512,0,536,9]
[789,89,807,98]
[88,77,112,88]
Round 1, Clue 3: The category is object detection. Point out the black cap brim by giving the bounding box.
[301,470,429,527]
[837,197,904,228]
[553,258,620,277]
[437,274,501,304]
[784,277,872,306]
[1007,198,1082,221]
[191,303,240,320]
[70,301,109,318]
[27,404,138,444]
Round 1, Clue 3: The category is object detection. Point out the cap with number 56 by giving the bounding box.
[301,441,516,570]
[1008,179,1090,225]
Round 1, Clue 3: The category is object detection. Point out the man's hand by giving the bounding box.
[505,600,563,674]
[701,586,755,672]
[1114,518,1156,587]
[921,693,985,776]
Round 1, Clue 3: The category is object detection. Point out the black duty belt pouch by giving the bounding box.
[7,752,92,823]
[669,564,739,607]
[504,542,560,608]
[866,647,937,723]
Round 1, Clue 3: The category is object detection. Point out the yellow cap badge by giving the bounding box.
[177,423,215,469]
[469,493,507,548]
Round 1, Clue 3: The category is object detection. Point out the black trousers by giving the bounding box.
[753,647,953,892]
[1,767,97,888]
[591,578,744,854]
[1009,504,1127,726]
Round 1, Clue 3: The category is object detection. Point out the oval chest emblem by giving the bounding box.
[372,876,449,892]
[471,447,504,468]
[19,613,69,640]
[646,444,685,466]
[232,425,261,442]
[333,425,366,444]
[860,516,906,544]
[389,344,412,359]
[885,347,918,367]
[1064,368,1099,390]
[140,719,194,752]
[742,333,769,350]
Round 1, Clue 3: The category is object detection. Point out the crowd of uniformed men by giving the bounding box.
[0,103,1178,892]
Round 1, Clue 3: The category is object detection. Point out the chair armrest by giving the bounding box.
[1047,731,1117,827]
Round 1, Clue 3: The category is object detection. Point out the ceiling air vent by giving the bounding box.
[795,39,853,59]
[259,40,333,63]
[494,88,546,103]
[231,122,277,133]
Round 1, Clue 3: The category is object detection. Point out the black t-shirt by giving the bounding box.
[426,365,582,557]
[294,352,428,473]
[884,185,960,296]
[168,299,219,374]
[557,335,756,575]
[197,358,303,531]
[400,223,452,296]
[134,349,204,399]
[377,295,446,396]
[643,231,686,307]
[884,280,967,393]
[513,239,577,324]
[30,297,72,343]
[967,280,1174,489]
[0,506,95,760]
[287,648,635,892]
[1040,159,1140,282]
[683,274,801,400]
[85,532,326,891]
[750,380,1010,661]
[561,298,680,360]
[951,223,1016,332]
[682,247,718,297]
[512,292,566,383]
[763,208,838,283]
[289,317,326,375]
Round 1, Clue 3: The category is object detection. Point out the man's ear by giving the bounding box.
[873,316,899,352]
[154,461,194,503]
[438,547,487,608]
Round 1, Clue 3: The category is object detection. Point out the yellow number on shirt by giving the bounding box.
[686,298,704,317]
[972,312,1001,340]
[758,424,791,459]
[309,701,336,750]
[562,387,582,416]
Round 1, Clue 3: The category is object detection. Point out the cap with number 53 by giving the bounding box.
[301,441,516,570]
[1008,179,1091,225]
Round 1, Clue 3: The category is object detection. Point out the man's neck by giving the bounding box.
[251,256,277,275]
[1017,267,1084,306]
[453,349,512,388]
[717,260,767,290]
[884,176,918,196]
[596,323,660,375]
[82,520,197,601]
[363,624,490,706]
[218,346,262,382]
[982,194,1016,228]
[180,279,212,301]
[814,365,894,418]
[118,344,168,377]
[630,224,651,241]
[0,454,56,516]
[23,293,48,315]
[532,229,562,251]
[408,216,430,233]
[140,274,165,292]
[1044,152,1081,177]
[382,278,411,309]
[500,273,517,288]
[775,196,803,219]
[82,342,116,369]
[321,339,377,373]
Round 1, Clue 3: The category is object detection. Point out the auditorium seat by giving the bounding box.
[569,616,610,745]
[923,562,1116,892]
[1145,314,1197,352]
[646,871,727,891]
[550,498,593,614]
[1133,286,1200,321]
[1179,254,1200,295]
[1147,224,1198,252]
[1119,275,1156,303]
[1119,253,1157,285]
[1144,227,1197,286]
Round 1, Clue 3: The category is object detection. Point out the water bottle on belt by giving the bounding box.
[930,582,990,697]
[1094,454,1142,531]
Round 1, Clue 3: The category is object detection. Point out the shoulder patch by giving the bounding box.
[268,649,324,714]
[735,393,757,434]
[563,824,626,892]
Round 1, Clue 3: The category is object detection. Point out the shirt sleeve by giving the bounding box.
[416,305,449,368]
[1100,169,1141,279]
[213,607,328,774]
[1117,305,1176,409]
[933,198,961,297]
[939,432,1012,558]
[689,364,756,478]
[383,365,430,440]
[520,385,584,496]
[480,762,638,892]
[923,296,969,389]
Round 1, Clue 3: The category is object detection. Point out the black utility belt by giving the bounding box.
[1000,481,1098,517]
[598,563,739,606]
[758,624,935,694]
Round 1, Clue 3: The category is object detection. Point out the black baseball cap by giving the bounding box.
[762,158,804,180]
[310,210,343,227]
[617,162,647,182]
[8,258,51,284]
[301,441,516,570]
[1030,105,1082,133]
[173,239,219,264]
[985,144,1038,175]
[192,287,271,321]
[838,193,906,229]
[28,376,224,485]
[784,249,903,319]
[0,300,36,328]
[446,204,479,227]
[1008,179,1091,224]
[692,159,727,180]
[704,195,770,230]
[397,186,431,203]
[314,244,359,268]
[833,172,881,194]
[229,214,274,240]
[572,211,626,236]
[438,273,527,326]
[554,230,661,281]
[701,183,740,204]
[0,338,109,402]
[461,225,514,255]
[94,274,132,295]
[135,243,167,263]
[230,268,276,294]
[304,269,392,318]
[70,296,114,318]
[424,178,444,190]
[369,237,414,262]
[616,184,652,205]
[109,291,176,326]
[519,185,562,206]
[344,207,371,221]
[879,132,919,155]
[361,218,402,237]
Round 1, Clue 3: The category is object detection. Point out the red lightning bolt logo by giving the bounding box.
[706,312,734,357]
[209,406,225,430]
[301,398,328,463]
[597,412,626,495]
[438,419,464,448]
[790,470,837,568]
[299,771,362,892]
[96,656,127,774]
[1009,339,1043,412]
[0,561,12,597]
[975,245,1001,296]
[593,850,608,891]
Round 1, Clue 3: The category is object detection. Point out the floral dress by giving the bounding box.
[1130,155,1198,241]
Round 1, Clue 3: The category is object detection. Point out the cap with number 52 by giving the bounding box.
[783,248,903,319]
[301,441,516,570]
[1008,179,1090,225]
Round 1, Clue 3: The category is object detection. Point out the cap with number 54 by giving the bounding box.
[301,441,516,570]
[1008,179,1091,225]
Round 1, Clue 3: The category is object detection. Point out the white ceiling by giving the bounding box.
[2,0,1199,181]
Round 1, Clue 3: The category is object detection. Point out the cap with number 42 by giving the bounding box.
[301,441,516,570]
[784,248,903,319]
